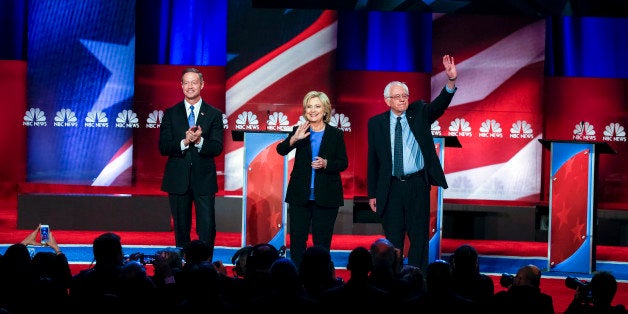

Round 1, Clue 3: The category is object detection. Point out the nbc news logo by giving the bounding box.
[267,112,291,131]
[478,119,503,138]
[235,111,260,130]
[431,120,442,136]
[54,109,79,127]
[146,110,162,129]
[510,120,534,139]
[602,122,626,142]
[115,109,140,128]
[23,108,47,127]
[573,121,596,141]
[85,111,109,128]
[448,118,472,137]
[329,113,351,132]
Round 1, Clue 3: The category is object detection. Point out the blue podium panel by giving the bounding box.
[241,131,289,250]
[540,140,615,274]
[429,136,461,263]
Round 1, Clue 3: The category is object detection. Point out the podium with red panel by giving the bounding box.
[539,139,615,274]
[429,136,462,262]
[232,130,289,251]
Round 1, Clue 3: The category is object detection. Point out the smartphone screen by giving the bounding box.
[40,225,50,244]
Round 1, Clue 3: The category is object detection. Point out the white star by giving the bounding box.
[80,36,135,112]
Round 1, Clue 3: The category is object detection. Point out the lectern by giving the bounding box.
[232,130,289,251]
[429,136,462,262]
[539,139,615,274]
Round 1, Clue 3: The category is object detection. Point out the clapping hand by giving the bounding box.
[186,125,203,145]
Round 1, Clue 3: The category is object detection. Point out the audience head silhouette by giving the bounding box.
[92,232,123,267]
[426,259,452,293]
[514,264,542,288]
[590,271,619,307]
[347,246,372,278]
[269,257,300,291]
[369,238,399,274]
[245,243,280,278]
[452,244,479,274]
[182,239,212,266]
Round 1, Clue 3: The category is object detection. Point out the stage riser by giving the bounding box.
[17,195,243,232]
[18,194,172,231]
[17,194,242,232]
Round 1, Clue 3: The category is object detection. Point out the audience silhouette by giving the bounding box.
[32,250,73,312]
[69,232,128,313]
[3,230,626,314]
[250,257,318,308]
[368,237,415,301]
[564,270,627,314]
[233,242,281,310]
[298,245,343,301]
[319,246,397,311]
[450,243,495,310]
[399,264,425,299]
[0,225,70,314]
[177,260,230,312]
[0,243,37,314]
[406,259,480,312]
[490,264,554,314]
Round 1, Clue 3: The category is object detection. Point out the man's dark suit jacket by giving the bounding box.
[276,123,348,208]
[367,87,455,216]
[159,100,224,195]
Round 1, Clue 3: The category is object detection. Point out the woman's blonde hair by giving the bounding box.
[302,91,332,123]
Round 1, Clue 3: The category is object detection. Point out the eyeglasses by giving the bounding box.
[386,94,409,100]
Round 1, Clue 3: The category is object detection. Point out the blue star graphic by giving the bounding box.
[80,36,135,112]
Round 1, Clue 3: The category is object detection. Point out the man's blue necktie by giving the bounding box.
[188,105,195,127]
[394,116,404,177]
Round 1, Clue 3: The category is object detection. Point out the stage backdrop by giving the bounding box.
[1,1,626,209]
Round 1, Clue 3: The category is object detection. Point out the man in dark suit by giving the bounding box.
[276,90,348,268]
[367,55,457,272]
[159,67,224,258]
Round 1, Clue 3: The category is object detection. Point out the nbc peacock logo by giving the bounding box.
[54,109,79,127]
[146,110,162,129]
[478,119,503,138]
[510,120,534,139]
[267,112,291,131]
[447,118,472,137]
[431,120,442,136]
[573,121,596,141]
[23,108,47,127]
[235,111,260,130]
[602,122,626,142]
[85,111,109,128]
[329,113,351,132]
[115,109,140,128]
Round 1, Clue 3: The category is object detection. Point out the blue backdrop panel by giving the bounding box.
[26,0,135,185]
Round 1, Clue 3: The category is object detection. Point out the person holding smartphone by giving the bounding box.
[20,224,63,256]
[159,67,225,259]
